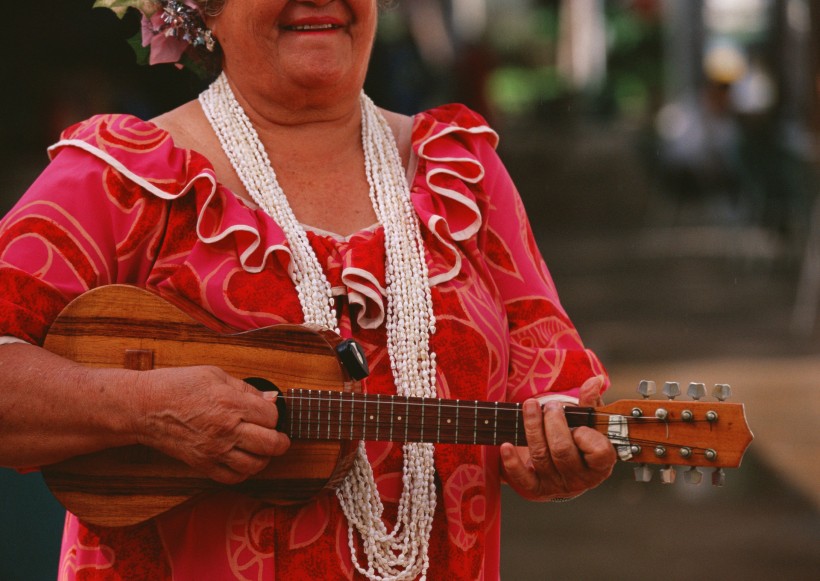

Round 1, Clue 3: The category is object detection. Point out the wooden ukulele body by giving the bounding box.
[42,285,356,527]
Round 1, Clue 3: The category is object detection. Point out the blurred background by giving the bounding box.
[1,0,819,579]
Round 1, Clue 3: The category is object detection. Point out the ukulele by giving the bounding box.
[41,285,753,527]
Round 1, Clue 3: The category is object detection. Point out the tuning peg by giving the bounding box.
[662,381,681,400]
[634,464,653,482]
[713,384,732,402]
[660,465,676,484]
[684,466,703,485]
[687,382,707,400]
[637,380,656,399]
[712,468,726,487]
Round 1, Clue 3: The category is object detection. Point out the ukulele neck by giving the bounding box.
[285,389,594,446]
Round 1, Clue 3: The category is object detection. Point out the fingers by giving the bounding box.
[137,367,292,484]
[499,443,538,495]
[225,374,282,430]
[541,401,587,486]
[523,400,551,466]
[572,426,617,476]
[502,397,616,501]
[235,421,291,458]
[577,375,607,407]
[191,424,291,485]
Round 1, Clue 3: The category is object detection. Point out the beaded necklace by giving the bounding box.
[199,73,437,581]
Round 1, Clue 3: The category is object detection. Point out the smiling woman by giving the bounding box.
[208,0,378,110]
[0,1,615,580]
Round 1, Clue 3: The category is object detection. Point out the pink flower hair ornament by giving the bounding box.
[95,0,216,77]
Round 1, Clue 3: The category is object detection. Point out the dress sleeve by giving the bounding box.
[0,146,168,344]
[474,140,608,404]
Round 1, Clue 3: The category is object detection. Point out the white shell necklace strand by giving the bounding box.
[199,73,437,581]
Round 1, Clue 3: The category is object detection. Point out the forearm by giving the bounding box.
[0,343,141,468]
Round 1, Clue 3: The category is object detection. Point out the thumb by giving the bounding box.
[578,375,606,407]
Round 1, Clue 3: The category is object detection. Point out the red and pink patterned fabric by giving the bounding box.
[0,105,606,580]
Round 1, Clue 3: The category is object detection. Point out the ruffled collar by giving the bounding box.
[49,105,499,329]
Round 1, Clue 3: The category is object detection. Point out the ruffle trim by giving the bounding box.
[410,104,499,285]
[49,107,498,329]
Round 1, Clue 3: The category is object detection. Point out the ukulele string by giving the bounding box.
[284,392,713,426]
[284,392,714,454]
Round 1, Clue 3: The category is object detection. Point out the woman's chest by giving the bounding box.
[148,207,510,402]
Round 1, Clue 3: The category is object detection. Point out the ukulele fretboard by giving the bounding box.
[286,389,594,446]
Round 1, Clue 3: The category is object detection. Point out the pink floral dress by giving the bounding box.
[0,105,606,580]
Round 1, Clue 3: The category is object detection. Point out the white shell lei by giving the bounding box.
[199,74,437,581]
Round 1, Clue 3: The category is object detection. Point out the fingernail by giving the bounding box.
[262,391,278,402]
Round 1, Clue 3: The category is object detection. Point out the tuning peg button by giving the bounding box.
[663,382,681,400]
[684,466,703,485]
[687,382,707,400]
[712,468,726,487]
[634,464,653,482]
[660,465,676,484]
[638,380,656,399]
[713,384,732,401]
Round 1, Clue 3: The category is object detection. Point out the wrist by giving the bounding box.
[71,365,146,449]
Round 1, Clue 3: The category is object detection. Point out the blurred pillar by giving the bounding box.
[791,0,820,335]
[556,0,607,92]
[660,0,703,104]
[405,0,456,70]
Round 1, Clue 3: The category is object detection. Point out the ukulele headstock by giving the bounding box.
[600,381,753,486]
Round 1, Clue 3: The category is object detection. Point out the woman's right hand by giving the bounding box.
[133,366,291,485]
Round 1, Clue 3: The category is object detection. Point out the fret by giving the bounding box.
[337,391,343,440]
[473,400,478,444]
[404,398,409,442]
[420,398,426,442]
[436,399,442,444]
[324,391,334,440]
[294,389,304,438]
[514,402,521,446]
[493,401,499,446]
[317,391,323,439]
[376,394,381,441]
[362,395,368,441]
[455,400,460,444]
[389,395,395,441]
[349,392,355,440]
[304,390,310,439]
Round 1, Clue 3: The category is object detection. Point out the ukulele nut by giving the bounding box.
[630,444,642,455]
[654,445,667,458]
[706,410,718,422]
[655,408,669,421]
[631,407,643,418]
[681,409,694,422]
[705,448,718,461]
[679,447,693,458]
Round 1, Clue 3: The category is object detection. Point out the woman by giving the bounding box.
[0,1,616,579]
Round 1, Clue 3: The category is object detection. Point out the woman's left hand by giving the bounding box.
[500,376,617,502]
